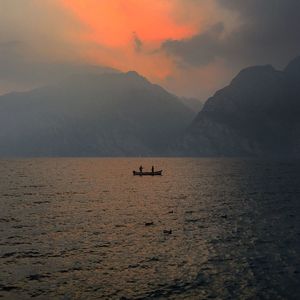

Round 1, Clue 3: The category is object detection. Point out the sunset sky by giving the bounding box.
[1,0,300,99]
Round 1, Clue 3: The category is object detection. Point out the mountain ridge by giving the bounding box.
[0,71,195,157]
[175,56,300,157]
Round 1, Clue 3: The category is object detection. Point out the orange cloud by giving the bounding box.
[60,0,196,47]
[58,0,200,80]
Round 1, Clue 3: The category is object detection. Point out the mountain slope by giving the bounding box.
[0,71,195,156]
[175,57,300,157]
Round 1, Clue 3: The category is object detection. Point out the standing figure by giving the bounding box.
[139,165,143,173]
[151,166,154,173]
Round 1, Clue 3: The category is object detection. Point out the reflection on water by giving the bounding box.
[0,158,300,299]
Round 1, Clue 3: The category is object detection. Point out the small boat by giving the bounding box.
[133,170,162,176]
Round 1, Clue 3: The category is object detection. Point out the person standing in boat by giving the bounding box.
[151,166,154,173]
[139,165,143,173]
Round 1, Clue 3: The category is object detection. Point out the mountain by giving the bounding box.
[0,71,195,157]
[175,57,300,157]
[179,97,203,113]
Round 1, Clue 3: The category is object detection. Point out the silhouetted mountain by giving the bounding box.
[285,56,300,79]
[175,57,300,157]
[179,97,203,113]
[0,71,194,156]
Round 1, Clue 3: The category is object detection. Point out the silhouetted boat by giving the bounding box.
[133,170,162,176]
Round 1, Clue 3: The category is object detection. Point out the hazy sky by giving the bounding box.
[1,0,300,99]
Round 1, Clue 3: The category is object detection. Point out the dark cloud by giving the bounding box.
[162,0,300,69]
[162,23,224,67]
[132,32,143,53]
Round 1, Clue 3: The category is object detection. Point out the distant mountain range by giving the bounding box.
[1,56,300,157]
[179,97,203,113]
[175,56,300,157]
[0,71,194,156]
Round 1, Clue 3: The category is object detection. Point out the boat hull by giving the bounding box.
[133,170,162,176]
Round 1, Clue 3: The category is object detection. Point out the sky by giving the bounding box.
[1,0,300,99]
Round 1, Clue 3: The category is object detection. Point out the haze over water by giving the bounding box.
[1,158,300,299]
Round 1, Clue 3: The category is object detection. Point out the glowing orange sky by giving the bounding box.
[61,0,196,46]
[58,0,202,81]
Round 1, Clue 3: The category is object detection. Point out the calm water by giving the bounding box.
[1,158,300,299]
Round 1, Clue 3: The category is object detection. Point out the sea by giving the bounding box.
[1,158,300,299]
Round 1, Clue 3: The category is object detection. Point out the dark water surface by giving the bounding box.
[1,158,300,299]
